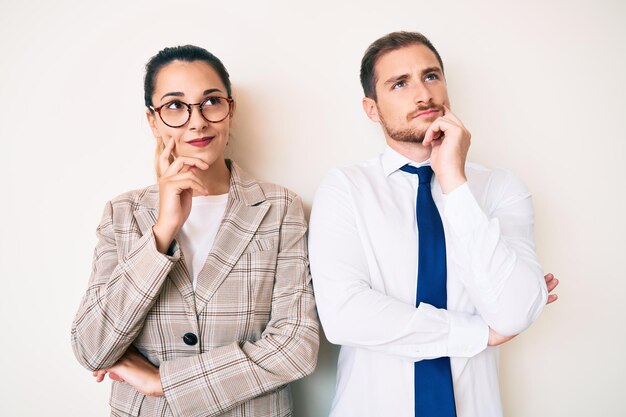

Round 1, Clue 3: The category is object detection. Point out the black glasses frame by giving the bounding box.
[149,96,234,128]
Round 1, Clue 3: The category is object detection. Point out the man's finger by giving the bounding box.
[424,117,457,145]
[547,294,558,304]
[544,273,559,292]
[423,119,444,146]
[547,279,559,292]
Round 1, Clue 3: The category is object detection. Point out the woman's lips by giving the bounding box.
[186,136,214,147]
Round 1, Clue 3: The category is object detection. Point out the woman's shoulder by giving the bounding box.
[108,184,159,210]
[229,161,300,206]
[257,179,299,202]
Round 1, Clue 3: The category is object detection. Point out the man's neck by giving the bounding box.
[385,138,431,163]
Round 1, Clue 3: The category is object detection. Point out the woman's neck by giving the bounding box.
[193,158,231,196]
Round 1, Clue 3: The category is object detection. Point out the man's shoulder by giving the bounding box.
[312,157,385,206]
[466,161,522,182]
[324,156,384,183]
[465,162,530,201]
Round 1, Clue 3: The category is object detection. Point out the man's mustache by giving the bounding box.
[406,104,443,121]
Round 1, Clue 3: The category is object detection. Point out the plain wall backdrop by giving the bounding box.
[1,0,625,416]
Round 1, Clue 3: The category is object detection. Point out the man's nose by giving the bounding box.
[413,82,433,105]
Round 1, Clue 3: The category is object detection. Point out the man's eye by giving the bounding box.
[165,101,185,111]
[392,80,407,89]
[425,73,439,81]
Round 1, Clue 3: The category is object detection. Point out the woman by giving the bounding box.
[71,45,319,417]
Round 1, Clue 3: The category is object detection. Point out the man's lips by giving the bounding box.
[408,107,442,120]
[416,109,440,118]
[186,136,214,147]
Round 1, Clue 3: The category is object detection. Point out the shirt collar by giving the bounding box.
[381,144,431,177]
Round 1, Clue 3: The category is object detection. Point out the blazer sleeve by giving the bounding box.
[71,201,179,370]
[158,195,319,417]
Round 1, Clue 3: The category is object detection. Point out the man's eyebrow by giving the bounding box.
[421,66,443,76]
[383,73,410,86]
[382,67,444,86]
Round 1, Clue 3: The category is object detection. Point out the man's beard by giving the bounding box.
[381,120,427,143]
[377,103,442,144]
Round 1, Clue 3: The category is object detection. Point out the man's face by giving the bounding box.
[363,43,450,143]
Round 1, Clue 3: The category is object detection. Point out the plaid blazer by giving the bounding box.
[71,161,319,417]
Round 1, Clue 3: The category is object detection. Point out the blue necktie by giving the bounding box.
[400,164,457,417]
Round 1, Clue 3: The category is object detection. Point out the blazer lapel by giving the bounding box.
[133,186,197,316]
[194,161,270,315]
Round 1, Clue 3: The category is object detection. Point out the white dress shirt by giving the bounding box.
[308,145,548,417]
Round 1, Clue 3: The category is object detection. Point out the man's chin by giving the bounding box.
[388,129,426,144]
[379,116,427,143]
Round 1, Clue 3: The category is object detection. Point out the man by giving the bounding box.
[308,31,558,417]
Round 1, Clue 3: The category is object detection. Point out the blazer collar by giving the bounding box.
[134,159,266,213]
[132,160,271,315]
[226,159,267,207]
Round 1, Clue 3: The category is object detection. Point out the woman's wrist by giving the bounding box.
[150,368,165,397]
[152,223,176,254]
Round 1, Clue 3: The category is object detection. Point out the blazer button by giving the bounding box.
[183,332,198,346]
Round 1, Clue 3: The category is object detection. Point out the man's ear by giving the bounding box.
[362,97,380,123]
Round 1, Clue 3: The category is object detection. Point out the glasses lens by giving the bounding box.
[201,96,230,122]
[160,101,189,127]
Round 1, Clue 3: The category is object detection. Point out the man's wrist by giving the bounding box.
[438,173,467,194]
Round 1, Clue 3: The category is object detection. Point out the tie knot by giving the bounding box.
[399,164,433,185]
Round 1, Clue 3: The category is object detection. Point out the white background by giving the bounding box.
[1,0,624,416]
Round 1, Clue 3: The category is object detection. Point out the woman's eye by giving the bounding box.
[392,80,407,89]
[203,96,222,107]
[165,101,185,111]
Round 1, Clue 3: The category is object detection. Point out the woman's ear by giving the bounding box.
[228,100,236,127]
[146,109,161,140]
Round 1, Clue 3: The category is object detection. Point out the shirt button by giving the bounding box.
[183,332,198,346]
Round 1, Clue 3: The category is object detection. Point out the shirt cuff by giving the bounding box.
[443,183,488,238]
[447,310,489,358]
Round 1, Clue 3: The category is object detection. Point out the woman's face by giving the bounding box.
[147,60,232,167]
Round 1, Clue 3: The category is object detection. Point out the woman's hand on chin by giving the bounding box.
[153,138,209,253]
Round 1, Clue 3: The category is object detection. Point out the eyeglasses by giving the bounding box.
[149,96,234,128]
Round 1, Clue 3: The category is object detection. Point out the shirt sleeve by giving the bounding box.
[443,171,548,336]
[159,195,319,417]
[71,201,179,371]
[308,170,488,361]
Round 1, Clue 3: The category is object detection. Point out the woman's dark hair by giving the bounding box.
[144,45,232,108]
[360,31,444,101]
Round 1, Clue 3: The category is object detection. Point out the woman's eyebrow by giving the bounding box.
[160,91,184,100]
[160,88,224,101]
[203,88,222,95]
